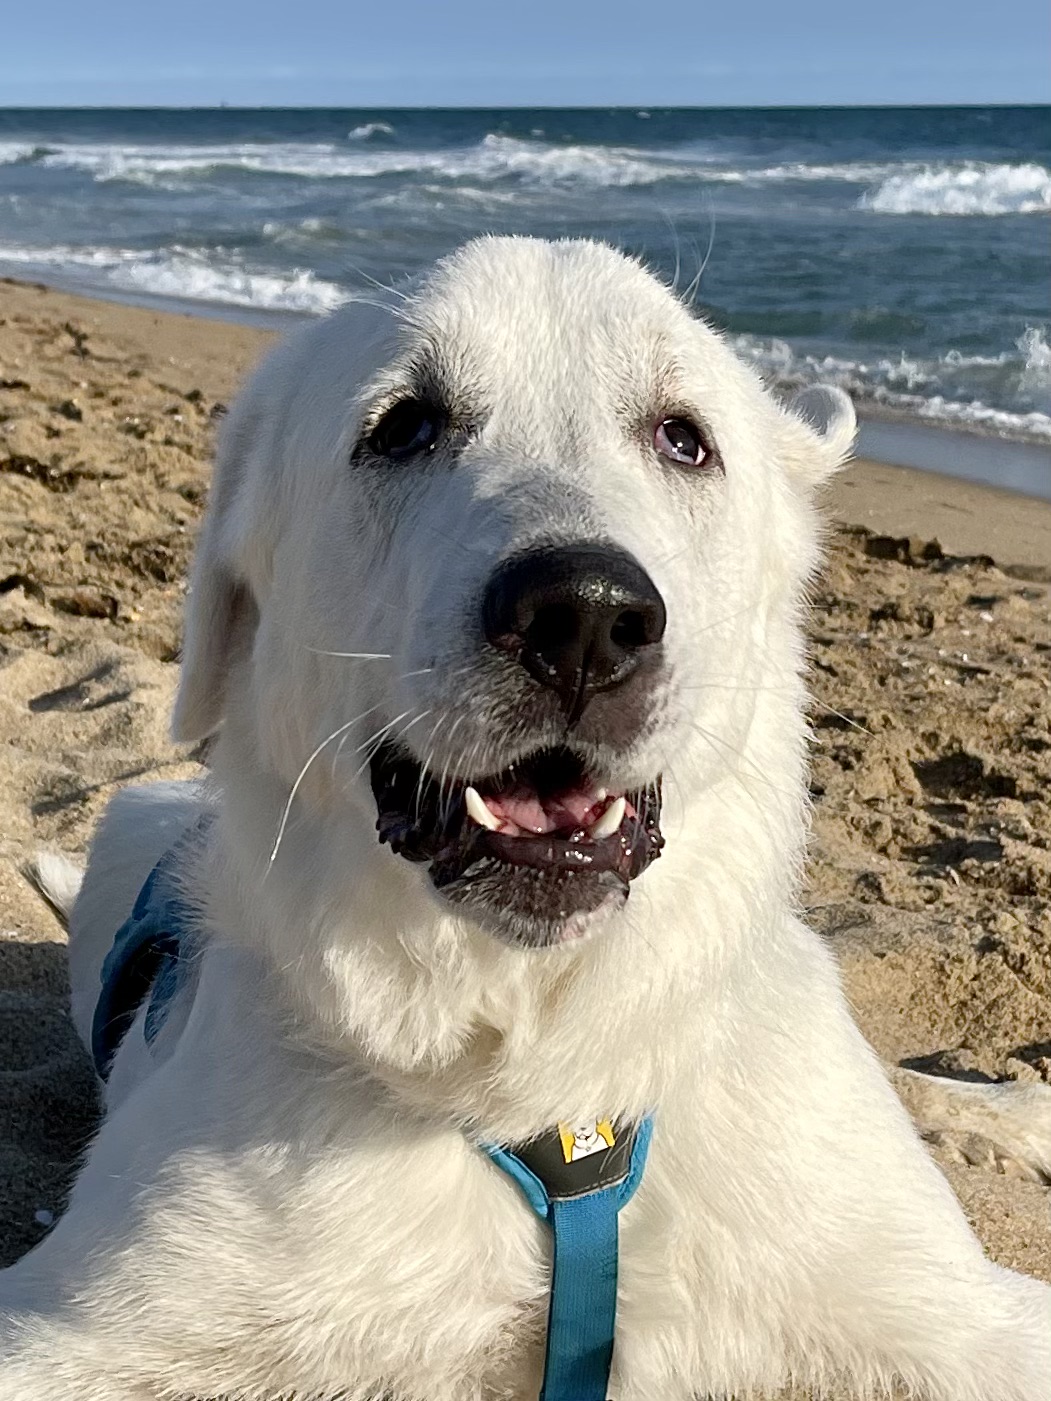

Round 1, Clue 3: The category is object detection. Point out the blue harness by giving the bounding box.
[484,1122,651,1401]
[93,833,652,1401]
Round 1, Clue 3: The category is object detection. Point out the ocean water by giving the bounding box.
[0,105,1048,453]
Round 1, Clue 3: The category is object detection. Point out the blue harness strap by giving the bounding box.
[543,1193,620,1400]
[91,818,209,1080]
[485,1116,653,1401]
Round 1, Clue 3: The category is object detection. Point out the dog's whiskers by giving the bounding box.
[351,709,417,762]
[660,209,682,294]
[434,713,468,829]
[690,720,799,801]
[682,202,716,308]
[269,706,382,867]
[413,710,452,818]
[345,261,412,305]
[804,701,873,736]
[348,709,431,784]
[307,649,393,660]
[328,703,386,780]
[676,649,874,739]
[423,523,496,556]
[666,724,792,866]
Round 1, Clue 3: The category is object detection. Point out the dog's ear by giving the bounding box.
[171,548,257,744]
[783,385,857,485]
[172,425,260,745]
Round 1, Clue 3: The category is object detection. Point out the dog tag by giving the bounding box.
[511,1119,635,1200]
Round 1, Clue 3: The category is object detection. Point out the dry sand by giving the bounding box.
[1,280,1049,1384]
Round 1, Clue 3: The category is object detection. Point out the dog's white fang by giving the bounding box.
[465,786,501,831]
[588,796,626,840]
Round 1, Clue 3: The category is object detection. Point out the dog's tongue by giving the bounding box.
[486,782,604,834]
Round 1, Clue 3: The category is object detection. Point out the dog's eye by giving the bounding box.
[368,399,444,459]
[654,417,707,468]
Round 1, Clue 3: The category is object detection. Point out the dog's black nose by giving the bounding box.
[482,544,666,723]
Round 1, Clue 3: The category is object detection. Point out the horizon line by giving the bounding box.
[1,101,1048,113]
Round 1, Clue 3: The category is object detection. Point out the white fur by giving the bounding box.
[24,851,83,926]
[1,238,1047,1401]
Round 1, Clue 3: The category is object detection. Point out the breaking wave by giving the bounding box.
[4,135,1046,210]
[0,242,349,315]
[859,162,1051,215]
[2,131,1047,217]
[0,135,689,187]
[347,122,396,141]
[0,138,907,189]
[735,327,1051,441]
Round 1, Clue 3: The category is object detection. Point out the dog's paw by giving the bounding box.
[925,1127,1051,1184]
[893,1068,1051,1185]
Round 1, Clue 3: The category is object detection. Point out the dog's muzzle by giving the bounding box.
[369,544,667,946]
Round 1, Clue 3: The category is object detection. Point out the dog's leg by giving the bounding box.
[789,1082,1051,1400]
[0,1171,215,1400]
[739,936,1051,1401]
[890,1066,1051,1184]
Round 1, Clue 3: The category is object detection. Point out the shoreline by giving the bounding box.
[2,270,1048,505]
[831,457,1051,575]
[855,416,1051,503]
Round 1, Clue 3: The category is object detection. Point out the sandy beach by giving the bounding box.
[1,279,1049,1384]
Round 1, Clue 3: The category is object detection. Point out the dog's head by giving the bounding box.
[173,237,854,950]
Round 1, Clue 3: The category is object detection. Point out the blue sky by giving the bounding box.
[2,0,1048,107]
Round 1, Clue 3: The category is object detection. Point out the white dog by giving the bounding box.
[1,237,1048,1401]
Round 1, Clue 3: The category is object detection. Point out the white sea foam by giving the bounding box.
[734,330,1051,442]
[0,142,33,164]
[347,122,395,141]
[906,397,1051,437]
[859,162,1051,215]
[43,141,370,182]
[261,217,349,245]
[0,242,350,315]
[723,161,905,184]
[1018,326,1051,405]
[458,135,686,186]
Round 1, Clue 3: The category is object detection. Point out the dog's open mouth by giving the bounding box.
[370,742,663,943]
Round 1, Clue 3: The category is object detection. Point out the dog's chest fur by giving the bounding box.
[81,932,819,1401]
